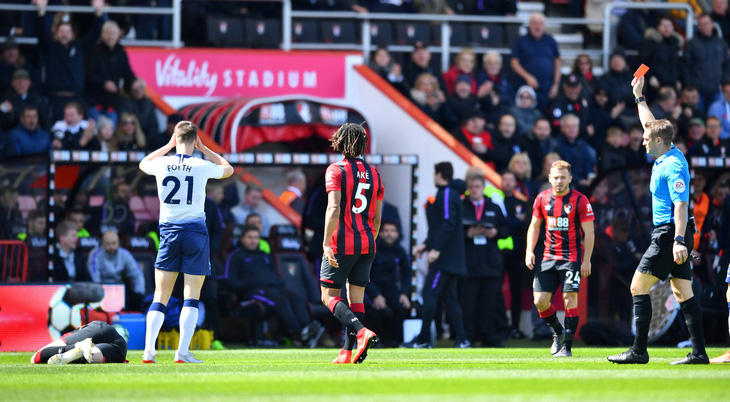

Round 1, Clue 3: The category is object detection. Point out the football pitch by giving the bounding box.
[1,347,729,401]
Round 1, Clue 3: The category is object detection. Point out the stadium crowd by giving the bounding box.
[0,0,730,349]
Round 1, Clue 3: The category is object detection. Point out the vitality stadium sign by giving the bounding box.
[128,48,349,98]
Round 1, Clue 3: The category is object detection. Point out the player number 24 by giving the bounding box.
[352,182,371,214]
[162,176,194,205]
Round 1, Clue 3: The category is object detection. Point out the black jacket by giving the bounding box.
[519,131,556,179]
[85,42,136,109]
[225,247,284,297]
[366,239,411,301]
[639,28,682,87]
[52,249,92,282]
[0,90,49,131]
[425,179,467,275]
[683,29,730,95]
[462,196,509,278]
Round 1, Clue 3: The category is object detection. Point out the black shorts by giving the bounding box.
[320,253,375,288]
[637,222,694,281]
[533,260,582,294]
[62,321,127,363]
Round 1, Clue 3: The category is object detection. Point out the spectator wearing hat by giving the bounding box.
[683,13,730,109]
[686,117,707,149]
[147,113,184,151]
[85,20,137,126]
[549,73,593,138]
[639,15,683,100]
[677,86,705,137]
[0,68,49,131]
[453,110,497,169]
[121,78,160,144]
[5,105,51,157]
[446,74,480,129]
[0,39,40,95]
[689,116,729,157]
[404,41,444,91]
[443,48,477,96]
[510,13,561,114]
[510,85,543,138]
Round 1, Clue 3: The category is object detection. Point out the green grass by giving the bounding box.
[1,347,729,401]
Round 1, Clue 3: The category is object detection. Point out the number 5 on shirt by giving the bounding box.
[352,182,371,214]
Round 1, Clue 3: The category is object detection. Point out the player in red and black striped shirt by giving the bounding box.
[525,160,594,357]
[320,123,384,365]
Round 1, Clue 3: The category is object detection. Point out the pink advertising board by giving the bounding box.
[127,48,352,98]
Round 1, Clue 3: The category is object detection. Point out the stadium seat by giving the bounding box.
[268,224,301,252]
[468,23,505,47]
[394,21,429,46]
[130,196,146,212]
[143,196,160,217]
[206,16,245,47]
[368,21,394,47]
[321,20,357,43]
[274,252,329,319]
[292,20,319,43]
[430,23,469,47]
[244,19,282,49]
[0,240,28,282]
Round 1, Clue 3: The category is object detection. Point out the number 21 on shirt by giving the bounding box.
[163,176,194,205]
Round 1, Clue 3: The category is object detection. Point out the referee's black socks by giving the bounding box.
[680,297,707,356]
[632,294,651,354]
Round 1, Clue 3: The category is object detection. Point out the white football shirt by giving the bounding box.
[140,154,224,224]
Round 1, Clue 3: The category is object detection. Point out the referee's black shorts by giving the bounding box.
[637,222,694,281]
[320,253,375,288]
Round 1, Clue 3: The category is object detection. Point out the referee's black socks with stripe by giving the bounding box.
[680,297,707,356]
[632,294,651,354]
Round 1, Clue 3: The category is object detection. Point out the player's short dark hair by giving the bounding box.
[435,162,453,182]
[381,221,399,231]
[645,119,674,144]
[682,85,698,94]
[56,221,76,237]
[245,186,262,195]
[175,121,197,144]
[241,224,260,237]
[64,101,84,116]
[330,123,368,158]
[21,105,38,116]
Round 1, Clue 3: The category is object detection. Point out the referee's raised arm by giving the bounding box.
[632,76,655,128]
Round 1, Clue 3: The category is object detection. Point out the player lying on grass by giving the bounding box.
[31,321,127,364]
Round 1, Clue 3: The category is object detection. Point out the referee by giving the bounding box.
[608,75,708,365]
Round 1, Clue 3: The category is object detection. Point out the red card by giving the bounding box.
[634,64,650,77]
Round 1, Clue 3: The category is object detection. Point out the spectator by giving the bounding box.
[36,0,105,122]
[571,54,597,99]
[231,186,271,236]
[85,20,137,125]
[403,41,443,91]
[360,0,415,13]
[96,116,117,151]
[5,105,51,157]
[147,113,183,151]
[639,15,683,99]
[617,0,657,51]
[369,47,406,94]
[87,230,145,311]
[204,183,225,349]
[134,0,172,40]
[51,101,99,150]
[0,39,39,95]
[244,213,271,254]
[500,170,529,339]
[519,118,556,179]
[507,152,533,199]
[453,111,496,169]
[364,221,411,347]
[708,81,730,139]
[555,114,596,188]
[18,209,48,282]
[490,113,521,173]
[530,152,562,193]
[510,85,543,138]
[550,74,593,138]
[224,225,324,347]
[413,0,454,14]
[114,112,147,151]
[460,173,509,347]
[52,221,92,282]
[599,126,627,172]
[712,0,730,48]
[686,118,707,149]
[0,187,24,239]
[476,51,513,113]
[66,208,92,238]
[589,87,625,151]
[599,49,634,108]
[443,48,477,96]
[624,123,652,166]
[122,79,160,146]
[677,86,705,136]
[510,13,561,114]
[683,13,730,109]
[446,74,480,129]
[410,72,451,128]
[0,68,48,131]
[279,170,307,215]
[692,172,710,250]
[101,182,136,238]
[689,116,729,157]
[649,86,681,122]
